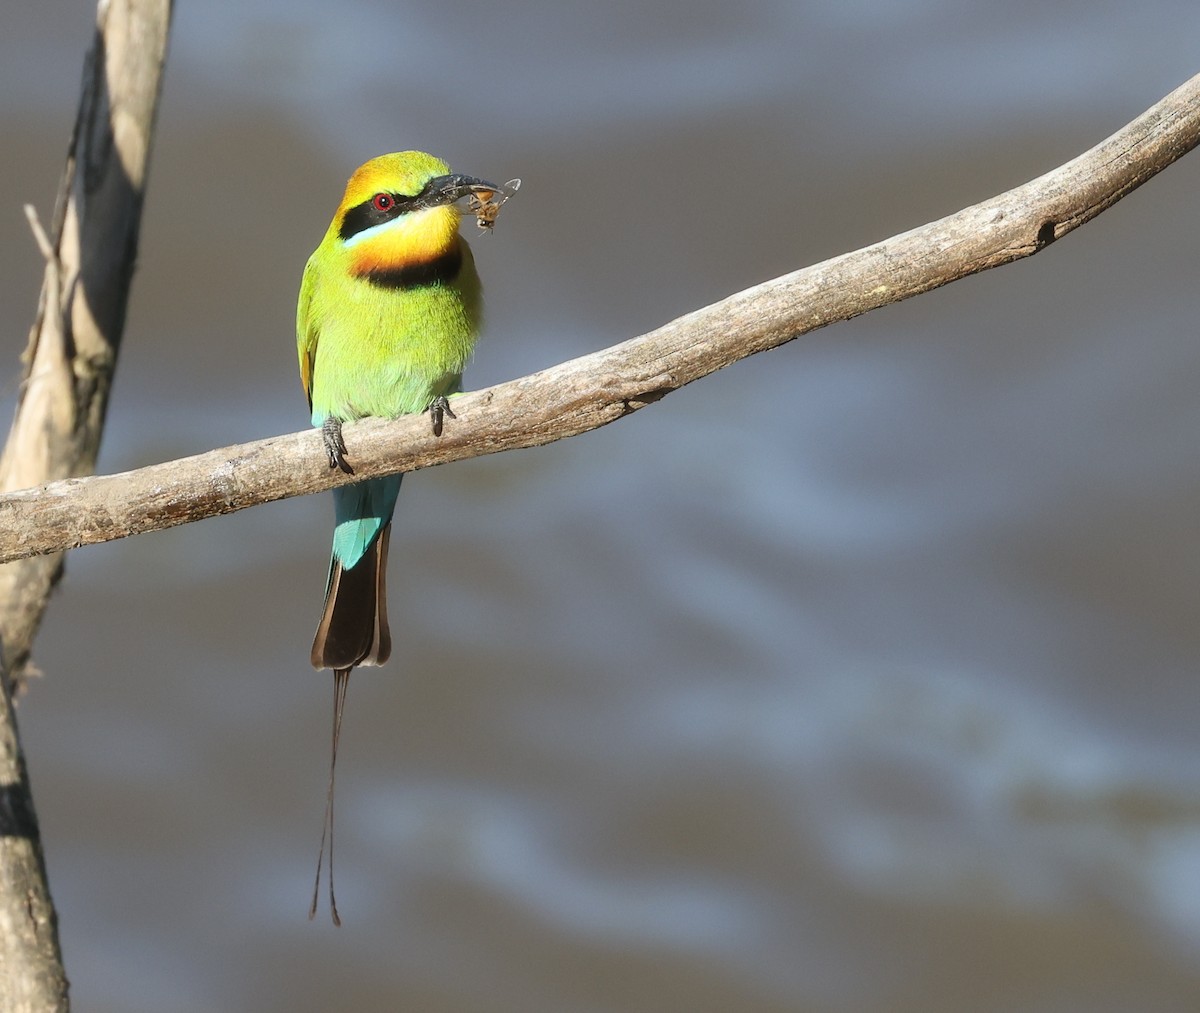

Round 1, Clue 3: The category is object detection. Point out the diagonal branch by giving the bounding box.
[1,72,1199,571]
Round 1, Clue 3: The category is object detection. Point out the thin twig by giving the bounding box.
[22,206,56,264]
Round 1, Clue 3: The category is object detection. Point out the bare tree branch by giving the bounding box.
[0,2,172,1010]
[0,73,1198,570]
[1,1,172,675]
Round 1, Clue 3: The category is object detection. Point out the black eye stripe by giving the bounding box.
[339,192,415,241]
[338,176,463,241]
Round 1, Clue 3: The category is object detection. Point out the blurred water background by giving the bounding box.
[3,2,1200,1010]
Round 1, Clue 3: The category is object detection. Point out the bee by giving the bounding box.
[467,178,521,233]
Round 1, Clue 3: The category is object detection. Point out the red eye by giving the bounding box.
[372,193,393,212]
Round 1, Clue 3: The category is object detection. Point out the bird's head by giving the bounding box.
[326,151,502,277]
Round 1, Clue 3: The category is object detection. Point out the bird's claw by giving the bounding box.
[427,396,457,437]
[322,417,354,475]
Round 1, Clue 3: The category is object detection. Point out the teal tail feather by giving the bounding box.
[310,476,400,671]
[331,475,402,571]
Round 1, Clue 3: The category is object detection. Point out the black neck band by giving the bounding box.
[360,244,463,289]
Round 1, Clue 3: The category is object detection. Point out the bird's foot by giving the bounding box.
[427,395,457,437]
[322,417,354,475]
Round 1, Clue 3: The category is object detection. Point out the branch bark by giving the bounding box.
[0,73,1198,568]
[0,2,172,1010]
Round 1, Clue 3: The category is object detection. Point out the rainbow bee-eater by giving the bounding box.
[298,151,506,924]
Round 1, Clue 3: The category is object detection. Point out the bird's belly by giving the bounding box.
[309,314,474,425]
[310,361,461,425]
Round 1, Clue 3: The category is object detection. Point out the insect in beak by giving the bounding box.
[466,178,521,233]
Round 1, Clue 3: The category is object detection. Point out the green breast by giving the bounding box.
[306,244,482,425]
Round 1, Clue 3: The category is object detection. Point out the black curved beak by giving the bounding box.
[424,173,506,208]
